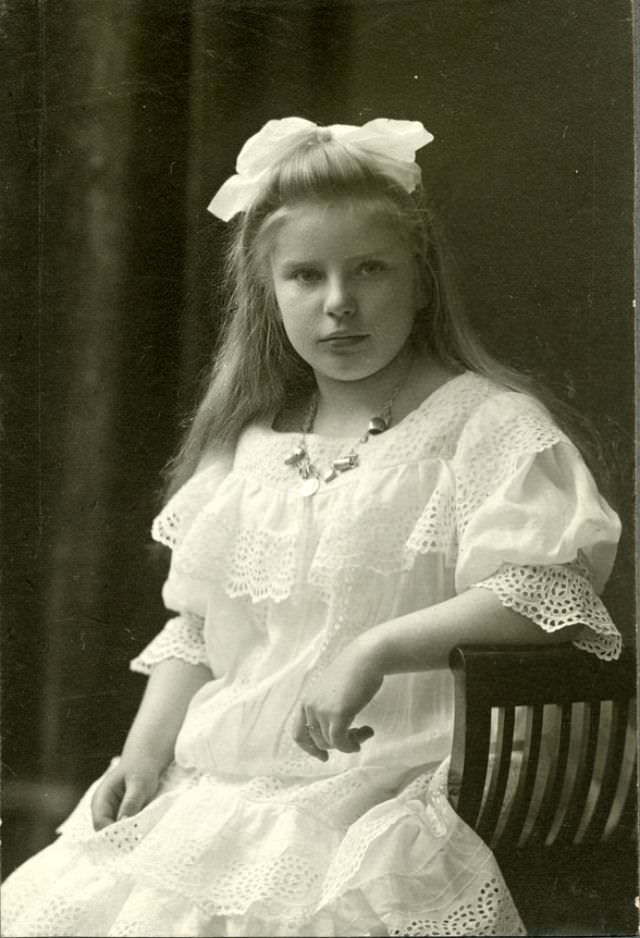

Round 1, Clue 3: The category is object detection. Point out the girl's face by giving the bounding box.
[268,201,421,384]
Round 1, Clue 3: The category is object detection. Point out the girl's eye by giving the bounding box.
[358,260,387,277]
[292,269,322,285]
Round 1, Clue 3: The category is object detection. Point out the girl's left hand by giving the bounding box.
[293,640,383,760]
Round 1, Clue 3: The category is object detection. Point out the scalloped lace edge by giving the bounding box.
[129,614,208,674]
[474,562,621,661]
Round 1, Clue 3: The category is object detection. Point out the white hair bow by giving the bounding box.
[207,117,434,221]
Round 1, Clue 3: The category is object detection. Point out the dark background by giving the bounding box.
[3,0,635,885]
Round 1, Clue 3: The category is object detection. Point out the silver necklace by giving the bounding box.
[284,384,403,497]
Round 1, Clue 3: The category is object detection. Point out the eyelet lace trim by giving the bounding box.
[385,874,526,937]
[4,761,524,935]
[152,458,231,551]
[474,560,622,660]
[233,374,492,484]
[151,374,491,548]
[152,383,569,603]
[129,613,208,674]
[148,378,619,660]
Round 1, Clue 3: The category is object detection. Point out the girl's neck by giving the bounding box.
[311,348,450,437]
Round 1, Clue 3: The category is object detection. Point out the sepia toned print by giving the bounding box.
[3,3,636,935]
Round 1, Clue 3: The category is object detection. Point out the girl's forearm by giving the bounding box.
[122,658,212,768]
[358,587,583,675]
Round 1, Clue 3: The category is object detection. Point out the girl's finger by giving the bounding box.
[350,725,375,745]
[329,722,375,753]
[293,706,329,761]
[91,776,124,830]
[93,801,118,831]
[117,777,152,821]
[304,710,329,751]
[328,719,358,753]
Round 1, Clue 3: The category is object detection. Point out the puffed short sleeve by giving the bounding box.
[452,392,622,660]
[129,451,234,675]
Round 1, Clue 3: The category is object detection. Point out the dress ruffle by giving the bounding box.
[2,761,525,937]
[154,460,459,607]
[151,375,620,661]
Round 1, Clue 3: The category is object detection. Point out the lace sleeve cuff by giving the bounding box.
[129,613,209,674]
[473,561,622,661]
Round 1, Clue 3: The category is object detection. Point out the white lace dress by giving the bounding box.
[2,373,622,937]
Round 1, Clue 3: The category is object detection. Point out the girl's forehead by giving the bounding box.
[268,200,403,252]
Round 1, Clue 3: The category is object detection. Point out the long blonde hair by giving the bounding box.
[164,130,609,499]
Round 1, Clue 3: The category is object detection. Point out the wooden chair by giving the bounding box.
[448,643,637,936]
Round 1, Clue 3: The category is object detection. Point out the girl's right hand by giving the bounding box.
[91,754,164,830]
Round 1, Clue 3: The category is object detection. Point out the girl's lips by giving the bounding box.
[320,335,368,348]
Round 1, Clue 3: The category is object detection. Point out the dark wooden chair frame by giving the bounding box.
[448,642,637,935]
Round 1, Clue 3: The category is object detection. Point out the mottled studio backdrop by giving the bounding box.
[4,0,635,877]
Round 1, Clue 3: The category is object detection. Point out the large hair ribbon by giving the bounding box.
[208,117,434,221]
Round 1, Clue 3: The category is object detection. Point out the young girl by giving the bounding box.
[3,117,623,937]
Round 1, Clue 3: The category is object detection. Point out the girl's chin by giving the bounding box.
[311,363,401,386]
[309,347,412,385]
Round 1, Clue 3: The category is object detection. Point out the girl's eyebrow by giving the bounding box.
[346,250,390,260]
[276,259,320,271]
[278,249,391,268]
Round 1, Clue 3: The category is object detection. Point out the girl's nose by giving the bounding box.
[323,275,356,318]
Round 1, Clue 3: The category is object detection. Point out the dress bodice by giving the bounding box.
[134,372,621,777]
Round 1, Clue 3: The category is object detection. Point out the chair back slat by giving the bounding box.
[448,670,492,829]
[516,705,563,846]
[532,702,574,846]
[602,710,637,840]
[495,704,544,847]
[476,706,516,843]
[573,700,617,843]
[575,699,627,842]
[555,701,602,844]
[448,643,637,855]
[452,711,492,829]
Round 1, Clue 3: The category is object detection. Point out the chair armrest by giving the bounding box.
[449,643,635,708]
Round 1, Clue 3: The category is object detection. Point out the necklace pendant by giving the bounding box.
[300,476,320,497]
[287,376,406,494]
[333,453,359,472]
[368,415,389,435]
[284,444,307,466]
